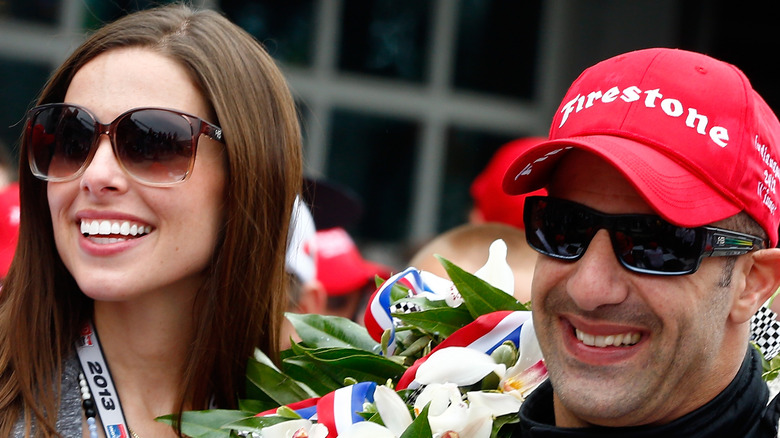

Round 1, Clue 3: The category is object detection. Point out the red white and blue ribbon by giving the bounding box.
[364,267,428,354]
[257,397,321,419]
[316,381,377,438]
[397,310,532,389]
[257,382,377,437]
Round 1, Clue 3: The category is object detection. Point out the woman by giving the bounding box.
[0,4,301,437]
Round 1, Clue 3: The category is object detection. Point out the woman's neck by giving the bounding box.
[91,294,197,436]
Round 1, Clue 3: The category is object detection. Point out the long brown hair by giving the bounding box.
[0,4,301,436]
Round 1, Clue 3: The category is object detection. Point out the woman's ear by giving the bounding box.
[730,248,780,324]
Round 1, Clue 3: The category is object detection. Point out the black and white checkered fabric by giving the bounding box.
[391,301,422,314]
[750,305,780,361]
[390,301,422,327]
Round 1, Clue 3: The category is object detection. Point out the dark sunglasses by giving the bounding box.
[25,103,225,187]
[523,196,766,275]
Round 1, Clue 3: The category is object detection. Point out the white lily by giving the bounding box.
[474,239,515,296]
[374,385,413,436]
[500,319,548,400]
[413,384,509,438]
[259,419,328,438]
[466,391,523,418]
[414,383,470,434]
[419,271,463,307]
[415,347,506,386]
[337,421,399,438]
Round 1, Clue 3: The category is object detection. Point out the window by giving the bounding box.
[327,109,419,240]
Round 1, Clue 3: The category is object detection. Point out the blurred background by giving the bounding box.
[0,0,777,267]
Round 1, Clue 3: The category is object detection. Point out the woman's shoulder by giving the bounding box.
[10,354,83,437]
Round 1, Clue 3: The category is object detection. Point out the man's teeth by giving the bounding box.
[80,220,151,238]
[575,329,640,347]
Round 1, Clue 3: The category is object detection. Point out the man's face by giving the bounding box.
[532,150,743,427]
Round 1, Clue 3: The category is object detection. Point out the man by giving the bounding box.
[282,197,325,349]
[502,48,780,436]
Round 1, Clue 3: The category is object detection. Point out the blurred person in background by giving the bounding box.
[284,177,392,331]
[408,137,549,303]
[469,137,547,229]
[282,198,325,348]
[0,140,19,280]
[409,222,532,303]
[314,226,391,324]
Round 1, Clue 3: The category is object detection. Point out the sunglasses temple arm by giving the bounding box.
[204,123,224,143]
[702,231,765,257]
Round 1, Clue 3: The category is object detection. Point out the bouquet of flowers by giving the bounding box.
[162,239,547,438]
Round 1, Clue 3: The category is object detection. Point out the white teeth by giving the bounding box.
[80,219,151,239]
[575,329,640,347]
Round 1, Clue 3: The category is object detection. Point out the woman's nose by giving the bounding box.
[78,137,130,195]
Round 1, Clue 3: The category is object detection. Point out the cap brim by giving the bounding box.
[503,135,742,228]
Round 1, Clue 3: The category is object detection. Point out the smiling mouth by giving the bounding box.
[575,328,641,348]
[80,219,152,243]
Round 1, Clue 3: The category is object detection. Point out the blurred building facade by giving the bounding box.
[1,0,776,265]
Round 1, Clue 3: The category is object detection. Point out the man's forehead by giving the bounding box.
[547,150,655,215]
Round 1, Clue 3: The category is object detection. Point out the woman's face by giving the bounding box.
[48,47,226,302]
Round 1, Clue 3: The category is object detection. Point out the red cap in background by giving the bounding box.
[0,183,20,278]
[470,138,547,229]
[315,227,391,296]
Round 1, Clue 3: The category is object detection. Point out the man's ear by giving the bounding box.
[730,248,780,323]
[295,279,328,315]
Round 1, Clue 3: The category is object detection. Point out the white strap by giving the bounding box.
[76,321,131,438]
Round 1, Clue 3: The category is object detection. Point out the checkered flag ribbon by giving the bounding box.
[363,267,428,355]
[750,305,780,361]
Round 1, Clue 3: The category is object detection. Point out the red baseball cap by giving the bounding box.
[0,182,20,278]
[470,137,547,229]
[503,48,780,246]
[314,227,392,296]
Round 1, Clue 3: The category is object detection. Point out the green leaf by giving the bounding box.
[394,305,474,338]
[156,409,256,438]
[244,355,312,408]
[238,398,269,414]
[400,403,432,438]
[286,313,380,352]
[282,344,407,394]
[492,412,521,437]
[281,356,341,395]
[390,279,411,301]
[225,415,292,433]
[438,255,528,318]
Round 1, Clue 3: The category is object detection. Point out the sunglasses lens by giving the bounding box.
[28,106,95,180]
[614,219,701,273]
[525,197,594,259]
[115,110,195,184]
[526,197,706,275]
